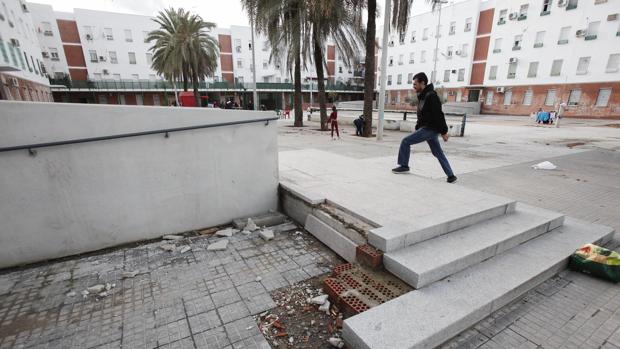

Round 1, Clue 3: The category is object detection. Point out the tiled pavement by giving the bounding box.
[0,226,341,349]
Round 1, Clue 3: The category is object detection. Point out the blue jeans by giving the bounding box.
[397,127,454,177]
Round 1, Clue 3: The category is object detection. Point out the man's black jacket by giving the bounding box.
[415,83,449,135]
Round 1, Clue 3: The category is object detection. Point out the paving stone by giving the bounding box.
[217,301,251,324]
[211,288,242,308]
[224,317,261,343]
[193,326,231,349]
[188,310,222,334]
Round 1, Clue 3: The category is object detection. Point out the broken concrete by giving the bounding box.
[329,337,345,348]
[318,300,331,314]
[162,234,183,240]
[215,227,239,237]
[259,229,275,241]
[308,294,329,305]
[233,212,288,230]
[159,244,176,252]
[180,246,191,254]
[87,284,105,293]
[207,239,229,251]
[122,270,139,278]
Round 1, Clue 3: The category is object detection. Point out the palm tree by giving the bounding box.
[305,0,365,130]
[362,0,413,136]
[242,0,308,127]
[148,8,219,106]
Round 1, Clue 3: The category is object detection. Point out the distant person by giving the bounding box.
[328,105,340,140]
[392,72,456,183]
[260,104,266,111]
[536,108,550,124]
[353,115,364,136]
[248,100,254,110]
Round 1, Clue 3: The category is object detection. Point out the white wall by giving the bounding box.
[27,2,69,78]
[0,0,49,85]
[0,101,279,268]
[484,0,620,86]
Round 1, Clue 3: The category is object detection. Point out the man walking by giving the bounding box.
[392,72,457,183]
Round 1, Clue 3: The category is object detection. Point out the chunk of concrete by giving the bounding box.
[270,222,298,233]
[180,246,191,254]
[122,270,139,278]
[318,300,331,314]
[308,294,329,305]
[87,284,105,293]
[162,234,183,240]
[160,244,176,252]
[328,337,345,348]
[215,228,239,237]
[245,218,259,232]
[259,229,275,241]
[207,239,229,251]
[233,212,288,230]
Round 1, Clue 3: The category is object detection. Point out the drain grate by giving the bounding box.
[323,263,411,317]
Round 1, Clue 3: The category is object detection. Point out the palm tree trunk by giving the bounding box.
[294,51,303,127]
[192,69,200,107]
[313,33,328,131]
[362,0,377,137]
[182,65,189,91]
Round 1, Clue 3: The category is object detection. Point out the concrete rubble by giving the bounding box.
[233,212,288,230]
[308,294,329,305]
[159,244,176,252]
[121,270,139,278]
[87,284,105,293]
[215,227,239,237]
[245,218,259,232]
[179,246,191,254]
[329,337,345,348]
[259,229,275,241]
[207,239,229,251]
[162,234,183,240]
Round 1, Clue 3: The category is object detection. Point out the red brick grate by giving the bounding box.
[322,263,411,318]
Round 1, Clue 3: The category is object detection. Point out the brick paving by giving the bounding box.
[441,148,620,349]
[0,226,341,349]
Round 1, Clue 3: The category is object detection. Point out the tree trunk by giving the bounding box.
[182,65,189,91]
[294,52,303,127]
[313,33,328,131]
[192,69,200,107]
[362,0,377,137]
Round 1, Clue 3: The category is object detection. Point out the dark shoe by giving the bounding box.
[447,175,457,183]
[392,166,410,174]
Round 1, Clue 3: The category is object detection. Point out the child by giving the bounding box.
[328,105,340,140]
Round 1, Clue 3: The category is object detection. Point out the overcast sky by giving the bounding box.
[31,0,465,28]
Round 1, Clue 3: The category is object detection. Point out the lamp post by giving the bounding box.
[432,0,448,85]
[250,18,258,110]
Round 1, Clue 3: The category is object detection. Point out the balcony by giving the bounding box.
[533,43,543,48]
[566,3,577,10]
[497,19,506,25]
[512,46,521,51]
[507,72,516,79]
[540,10,550,16]
[584,34,597,41]
[557,39,568,45]
[518,14,527,20]
[493,49,502,53]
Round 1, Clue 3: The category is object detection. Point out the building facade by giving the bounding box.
[0,0,52,101]
[379,0,620,118]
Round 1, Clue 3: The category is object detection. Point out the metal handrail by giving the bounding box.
[0,116,278,155]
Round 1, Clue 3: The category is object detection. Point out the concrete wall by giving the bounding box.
[0,101,279,268]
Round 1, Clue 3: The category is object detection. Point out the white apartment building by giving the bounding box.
[378,0,619,118]
[27,2,68,79]
[0,0,52,101]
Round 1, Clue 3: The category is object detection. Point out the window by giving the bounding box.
[262,41,269,51]
[534,31,545,48]
[146,53,152,65]
[449,21,456,35]
[128,52,136,64]
[407,73,413,84]
[423,28,428,40]
[489,65,498,80]
[153,94,161,105]
[398,54,403,65]
[41,21,52,36]
[606,54,620,73]
[458,69,465,81]
[235,39,242,52]
[519,4,529,19]
[113,74,121,81]
[49,47,59,61]
[421,51,426,62]
[149,74,156,81]
[568,89,581,105]
[443,69,450,82]
[399,32,405,44]
[124,29,132,42]
[263,60,267,69]
[503,90,512,105]
[237,59,243,68]
[464,18,472,32]
[576,57,590,75]
[595,88,611,107]
[461,44,468,56]
[447,46,453,58]
[541,0,551,15]
[93,73,102,80]
[409,52,415,63]
[586,21,600,40]
[493,38,502,53]
[89,50,98,62]
[528,61,539,77]
[109,51,118,64]
[544,89,556,106]
[567,0,578,10]
[389,56,393,66]
[485,91,494,105]
[507,62,517,79]
[558,26,570,44]
[104,27,113,40]
[550,59,563,76]
[523,90,533,105]
[513,35,522,50]
[410,31,416,43]
[84,25,94,39]
[136,94,144,105]
[99,95,108,104]
[119,95,126,105]
[143,31,149,43]
[339,66,343,73]
[387,75,392,85]
[499,9,507,24]
[397,74,402,84]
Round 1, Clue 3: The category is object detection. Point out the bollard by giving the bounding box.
[460,113,467,137]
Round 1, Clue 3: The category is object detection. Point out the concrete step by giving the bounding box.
[369,200,517,252]
[305,214,359,263]
[384,203,565,289]
[343,217,614,349]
